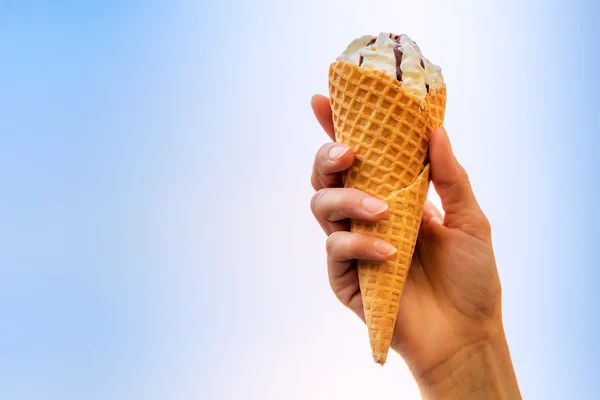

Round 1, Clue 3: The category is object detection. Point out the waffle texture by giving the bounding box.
[328,60,446,365]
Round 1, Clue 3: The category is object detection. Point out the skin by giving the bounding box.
[310,94,522,399]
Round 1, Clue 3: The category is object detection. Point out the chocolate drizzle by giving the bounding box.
[359,33,407,84]
[393,46,403,82]
[391,34,404,82]
[420,57,430,93]
[358,37,377,66]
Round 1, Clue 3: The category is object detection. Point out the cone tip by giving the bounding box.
[373,354,387,366]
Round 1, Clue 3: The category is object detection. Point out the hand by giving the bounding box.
[310,94,521,399]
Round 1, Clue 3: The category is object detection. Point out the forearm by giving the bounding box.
[414,332,521,400]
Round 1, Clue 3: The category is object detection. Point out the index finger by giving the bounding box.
[311,94,336,141]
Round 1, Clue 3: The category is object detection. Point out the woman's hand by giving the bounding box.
[310,94,521,399]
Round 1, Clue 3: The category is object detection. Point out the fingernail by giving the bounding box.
[430,216,442,225]
[362,197,388,214]
[329,145,349,160]
[374,240,397,256]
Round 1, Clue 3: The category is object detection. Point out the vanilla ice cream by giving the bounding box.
[337,32,443,99]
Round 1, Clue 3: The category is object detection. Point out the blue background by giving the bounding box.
[0,1,598,399]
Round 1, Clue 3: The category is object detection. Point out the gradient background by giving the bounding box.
[0,1,598,399]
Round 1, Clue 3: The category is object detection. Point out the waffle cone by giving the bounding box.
[328,61,446,365]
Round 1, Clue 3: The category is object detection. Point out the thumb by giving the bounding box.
[429,127,491,242]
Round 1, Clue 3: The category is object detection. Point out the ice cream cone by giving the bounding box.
[328,60,446,365]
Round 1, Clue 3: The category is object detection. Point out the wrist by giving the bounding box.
[414,326,522,400]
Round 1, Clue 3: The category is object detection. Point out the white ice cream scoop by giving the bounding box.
[337,32,444,99]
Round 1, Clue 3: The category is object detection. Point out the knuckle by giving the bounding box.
[310,173,320,191]
[333,287,354,307]
[315,143,333,168]
[325,231,340,253]
[310,188,328,216]
[479,213,493,236]
[460,165,470,181]
[456,208,493,242]
[458,163,471,183]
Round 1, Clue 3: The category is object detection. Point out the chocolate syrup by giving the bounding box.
[393,46,403,82]
[420,57,430,93]
[359,34,406,83]
[391,34,404,82]
[358,37,378,67]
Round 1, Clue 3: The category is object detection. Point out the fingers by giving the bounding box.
[324,232,395,318]
[311,187,389,235]
[311,94,336,141]
[326,231,396,311]
[421,199,443,227]
[311,142,355,191]
[429,127,492,241]
[326,231,397,278]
